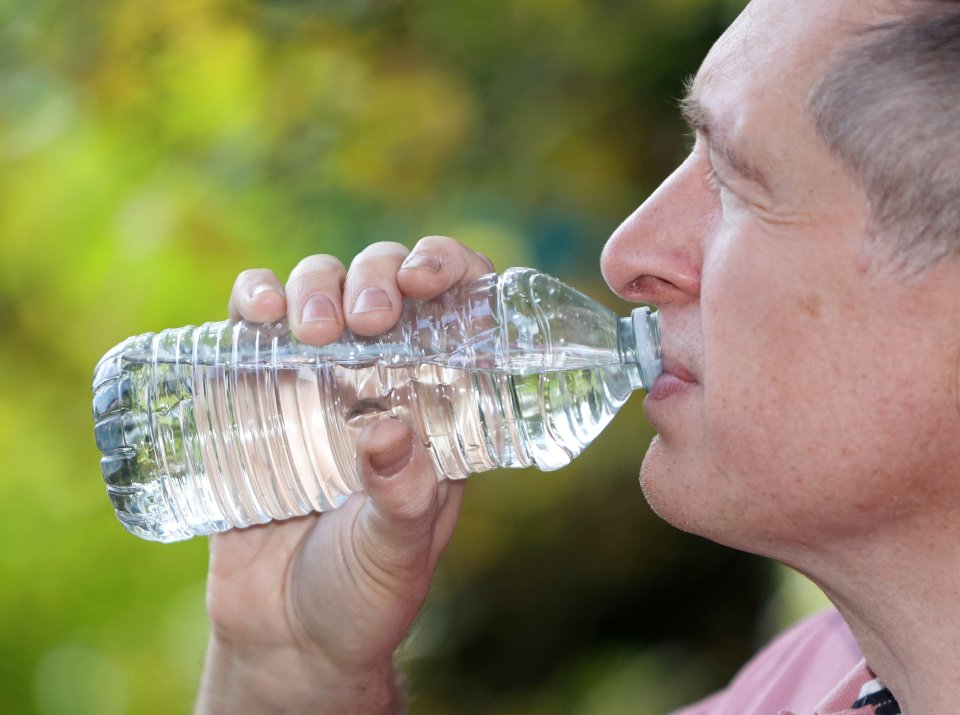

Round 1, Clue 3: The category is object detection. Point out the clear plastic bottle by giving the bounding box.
[92,267,662,542]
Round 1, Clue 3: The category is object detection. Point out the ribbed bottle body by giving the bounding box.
[92,268,659,542]
[93,338,638,542]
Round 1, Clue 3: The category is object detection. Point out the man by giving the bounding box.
[195,0,960,713]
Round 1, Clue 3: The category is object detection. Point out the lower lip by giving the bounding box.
[646,373,697,401]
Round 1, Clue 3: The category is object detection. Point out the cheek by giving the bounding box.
[699,229,799,453]
[696,225,869,498]
[699,240,954,528]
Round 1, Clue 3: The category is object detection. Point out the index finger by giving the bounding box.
[396,236,496,301]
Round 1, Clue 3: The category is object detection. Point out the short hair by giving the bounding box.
[809,1,960,275]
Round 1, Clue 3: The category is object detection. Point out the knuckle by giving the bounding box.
[289,254,346,282]
[368,240,410,254]
[236,267,274,289]
[411,236,492,274]
[412,235,458,256]
[353,527,427,589]
[349,242,409,268]
[391,490,437,524]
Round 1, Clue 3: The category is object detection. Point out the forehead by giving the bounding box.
[691,0,896,152]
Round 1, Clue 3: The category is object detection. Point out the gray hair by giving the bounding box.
[809,1,960,275]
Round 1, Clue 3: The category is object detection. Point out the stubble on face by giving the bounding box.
[636,0,960,561]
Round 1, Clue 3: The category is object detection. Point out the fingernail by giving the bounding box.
[351,287,392,314]
[369,439,413,478]
[401,253,442,273]
[251,284,282,300]
[301,294,337,323]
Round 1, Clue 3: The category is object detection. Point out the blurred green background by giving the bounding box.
[0,0,830,713]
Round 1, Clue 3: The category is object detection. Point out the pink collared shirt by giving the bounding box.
[672,610,901,715]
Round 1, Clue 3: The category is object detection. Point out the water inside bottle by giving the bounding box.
[108,354,638,541]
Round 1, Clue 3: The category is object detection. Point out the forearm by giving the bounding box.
[194,635,406,715]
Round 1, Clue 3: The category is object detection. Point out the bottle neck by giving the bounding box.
[618,308,663,391]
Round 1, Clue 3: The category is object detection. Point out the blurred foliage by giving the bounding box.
[0,0,833,713]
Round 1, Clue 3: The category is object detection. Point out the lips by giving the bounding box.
[647,356,698,401]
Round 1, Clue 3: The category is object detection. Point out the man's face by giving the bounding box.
[601,0,960,561]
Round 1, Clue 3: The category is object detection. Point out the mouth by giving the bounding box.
[647,357,698,401]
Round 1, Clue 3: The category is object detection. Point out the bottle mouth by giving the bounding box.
[630,307,662,390]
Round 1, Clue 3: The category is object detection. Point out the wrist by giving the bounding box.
[195,634,405,715]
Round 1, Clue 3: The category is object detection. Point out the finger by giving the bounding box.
[285,254,348,346]
[427,479,466,570]
[228,269,287,322]
[342,242,410,337]
[353,418,441,581]
[396,235,496,300]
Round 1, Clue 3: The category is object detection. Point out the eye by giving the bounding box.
[704,163,747,213]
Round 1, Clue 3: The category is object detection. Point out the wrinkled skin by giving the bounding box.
[601,1,960,712]
[196,1,960,713]
[196,239,493,714]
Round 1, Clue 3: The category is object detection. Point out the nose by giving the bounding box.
[600,152,710,306]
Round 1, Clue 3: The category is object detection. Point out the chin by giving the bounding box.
[639,437,755,549]
[638,435,704,536]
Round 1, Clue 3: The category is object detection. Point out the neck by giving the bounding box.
[792,511,960,715]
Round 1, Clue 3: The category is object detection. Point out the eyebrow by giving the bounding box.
[680,84,772,193]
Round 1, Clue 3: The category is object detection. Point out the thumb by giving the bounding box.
[353,417,441,578]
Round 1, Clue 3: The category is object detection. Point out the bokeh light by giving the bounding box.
[0,0,830,712]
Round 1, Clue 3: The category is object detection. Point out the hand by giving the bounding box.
[195,238,496,714]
